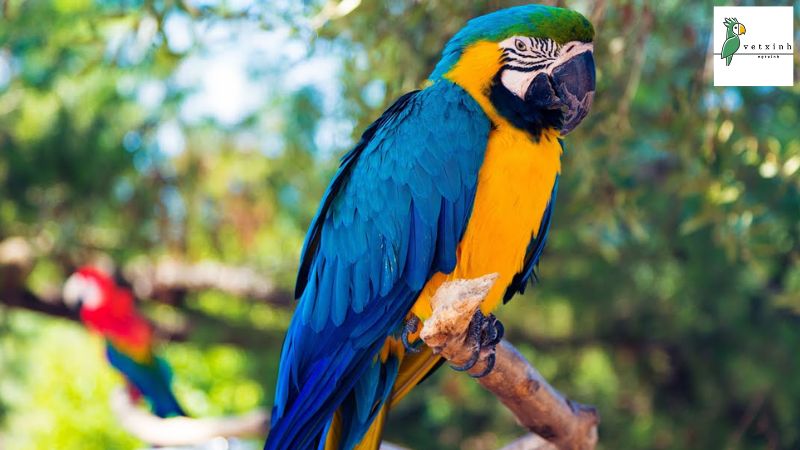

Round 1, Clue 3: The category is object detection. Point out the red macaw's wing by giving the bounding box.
[266,81,491,450]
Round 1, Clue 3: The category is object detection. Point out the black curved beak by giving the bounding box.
[524,50,595,135]
[68,297,84,312]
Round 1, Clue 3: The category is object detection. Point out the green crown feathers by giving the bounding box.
[723,17,740,27]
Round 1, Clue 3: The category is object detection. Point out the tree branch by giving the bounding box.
[0,286,287,350]
[0,288,79,321]
[123,258,292,307]
[110,387,268,446]
[420,274,599,450]
[0,236,293,309]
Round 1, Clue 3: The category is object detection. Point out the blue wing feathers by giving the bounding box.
[435,197,458,272]
[340,356,399,450]
[267,81,490,450]
[404,202,433,289]
[295,91,421,299]
[333,262,351,326]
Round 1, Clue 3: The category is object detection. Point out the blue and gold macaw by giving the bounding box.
[266,5,595,450]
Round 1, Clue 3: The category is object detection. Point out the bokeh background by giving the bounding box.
[1,1,799,449]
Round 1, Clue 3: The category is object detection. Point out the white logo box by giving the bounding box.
[713,6,794,87]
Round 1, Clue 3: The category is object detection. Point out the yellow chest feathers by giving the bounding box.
[412,127,562,318]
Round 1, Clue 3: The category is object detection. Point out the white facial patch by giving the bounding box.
[63,273,103,310]
[498,37,593,99]
[500,69,534,99]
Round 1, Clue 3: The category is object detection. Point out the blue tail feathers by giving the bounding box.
[105,342,186,418]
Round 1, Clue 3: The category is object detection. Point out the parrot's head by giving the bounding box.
[430,5,595,137]
[63,266,116,317]
[724,18,746,37]
[64,266,151,344]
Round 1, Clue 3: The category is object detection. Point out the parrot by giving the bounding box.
[721,17,746,66]
[63,266,186,418]
[266,5,595,450]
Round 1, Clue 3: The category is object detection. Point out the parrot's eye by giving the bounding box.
[514,39,527,52]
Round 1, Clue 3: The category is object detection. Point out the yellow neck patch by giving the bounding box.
[442,41,505,125]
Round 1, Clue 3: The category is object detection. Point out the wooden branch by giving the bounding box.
[0,286,288,350]
[123,258,292,307]
[0,288,80,321]
[420,274,599,450]
[110,387,269,446]
[0,236,293,308]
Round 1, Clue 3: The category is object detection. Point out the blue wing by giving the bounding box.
[105,341,186,418]
[267,80,490,450]
[503,173,559,302]
[294,90,419,299]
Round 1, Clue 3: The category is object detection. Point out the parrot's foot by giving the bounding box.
[450,310,504,378]
[401,315,421,353]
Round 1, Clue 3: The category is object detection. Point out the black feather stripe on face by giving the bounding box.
[500,38,560,74]
[501,63,549,73]
[487,72,563,140]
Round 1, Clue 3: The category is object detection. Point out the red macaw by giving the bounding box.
[63,266,186,418]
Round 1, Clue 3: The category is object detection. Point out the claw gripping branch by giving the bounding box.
[419,274,599,450]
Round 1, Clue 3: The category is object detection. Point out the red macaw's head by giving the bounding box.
[62,266,152,345]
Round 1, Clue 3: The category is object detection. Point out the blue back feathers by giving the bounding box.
[266,79,490,450]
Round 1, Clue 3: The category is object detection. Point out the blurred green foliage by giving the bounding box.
[1,313,141,450]
[1,1,799,449]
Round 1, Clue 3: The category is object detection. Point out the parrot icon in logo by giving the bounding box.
[722,17,746,66]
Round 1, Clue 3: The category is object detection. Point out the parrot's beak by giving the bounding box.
[524,49,595,135]
[70,297,84,311]
[738,24,746,35]
[551,50,595,135]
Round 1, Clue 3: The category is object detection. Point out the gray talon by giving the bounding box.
[450,345,480,371]
[471,352,496,378]
[401,315,421,353]
[450,310,504,376]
